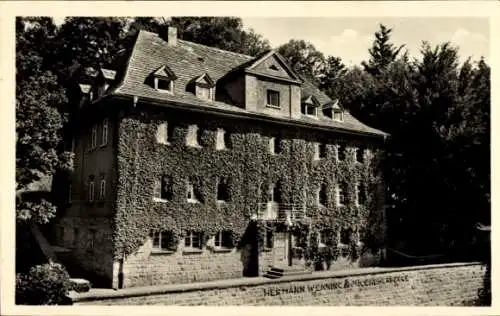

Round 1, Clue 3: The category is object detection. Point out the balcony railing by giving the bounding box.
[255,202,310,221]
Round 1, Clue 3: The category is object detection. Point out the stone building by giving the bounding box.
[51,28,388,289]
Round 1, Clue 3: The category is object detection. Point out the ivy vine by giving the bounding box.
[113,107,386,265]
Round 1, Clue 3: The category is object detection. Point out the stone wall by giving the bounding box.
[72,262,487,306]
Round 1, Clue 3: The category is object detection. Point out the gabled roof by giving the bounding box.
[110,30,387,137]
[101,68,117,81]
[244,50,302,82]
[152,64,177,80]
[323,99,343,110]
[302,95,320,107]
[191,73,215,87]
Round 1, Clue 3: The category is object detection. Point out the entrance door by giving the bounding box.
[272,232,289,268]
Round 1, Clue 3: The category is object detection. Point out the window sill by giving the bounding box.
[182,249,203,255]
[150,249,176,256]
[153,197,170,203]
[156,89,174,95]
[187,199,200,204]
[263,247,273,252]
[266,104,281,109]
[212,248,233,253]
[157,141,171,146]
[187,144,203,149]
[99,143,107,148]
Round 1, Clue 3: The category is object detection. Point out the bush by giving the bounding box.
[16,263,72,305]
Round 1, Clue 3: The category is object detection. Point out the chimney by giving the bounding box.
[167,27,177,46]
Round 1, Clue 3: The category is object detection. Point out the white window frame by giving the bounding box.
[186,124,202,148]
[313,143,320,160]
[333,110,344,122]
[154,77,174,94]
[196,85,214,101]
[214,231,232,249]
[99,179,106,199]
[101,118,108,146]
[156,122,170,145]
[151,231,175,252]
[336,184,344,207]
[269,137,276,154]
[184,231,202,249]
[216,128,226,150]
[89,180,95,202]
[186,180,200,203]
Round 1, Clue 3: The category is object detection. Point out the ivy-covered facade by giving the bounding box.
[54,28,388,288]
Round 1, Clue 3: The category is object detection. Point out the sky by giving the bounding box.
[51,16,489,66]
[241,17,489,66]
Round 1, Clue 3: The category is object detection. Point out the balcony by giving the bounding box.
[255,202,309,222]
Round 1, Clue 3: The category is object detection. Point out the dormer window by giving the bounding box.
[301,95,320,117]
[189,73,215,101]
[150,65,177,94]
[156,78,173,92]
[100,68,116,95]
[323,99,344,122]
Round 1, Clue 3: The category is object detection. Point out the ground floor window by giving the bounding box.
[151,230,176,251]
[184,231,203,249]
[214,231,233,249]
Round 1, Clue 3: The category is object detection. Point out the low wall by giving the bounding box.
[71,262,487,306]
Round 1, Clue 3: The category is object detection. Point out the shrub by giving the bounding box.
[16,263,72,305]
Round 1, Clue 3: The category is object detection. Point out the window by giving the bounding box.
[266,90,280,108]
[155,78,173,93]
[217,177,230,202]
[337,144,345,162]
[101,119,108,146]
[197,86,213,101]
[323,108,333,119]
[269,136,282,154]
[99,178,106,199]
[333,110,343,122]
[314,143,327,160]
[340,228,352,245]
[356,147,365,163]
[91,125,98,149]
[151,231,176,251]
[270,181,282,203]
[187,178,202,203]
[154,175,173,201]
[184,231,202,249]
[156,122,172,145]
[319,143,327,159]
[264,229,274,249]
[216,128,231,150]
[214,231,233,249]
[355,183,366,206]
[336,183,346,206]
[269,64,279,71]
[88,180,95,202]
[304,104,317,117]
[186,124,202,147]
[319,183,327,206]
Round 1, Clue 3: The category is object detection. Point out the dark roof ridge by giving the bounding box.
[177,39,255,60]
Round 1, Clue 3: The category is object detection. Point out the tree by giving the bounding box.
[362,24,405,77]
[16,17,72,224]
[320,56,347,99]
[277,39,326,84]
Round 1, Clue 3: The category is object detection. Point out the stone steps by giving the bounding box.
[263,265,312,279]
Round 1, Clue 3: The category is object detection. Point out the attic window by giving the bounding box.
[301,96,319,117]
[155,78,173,93]
[333,110,344,122]
[151,65,177,94]
[269,64,279,71]
[191,73,215,101]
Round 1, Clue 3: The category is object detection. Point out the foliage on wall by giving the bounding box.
[113,107,385,265]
